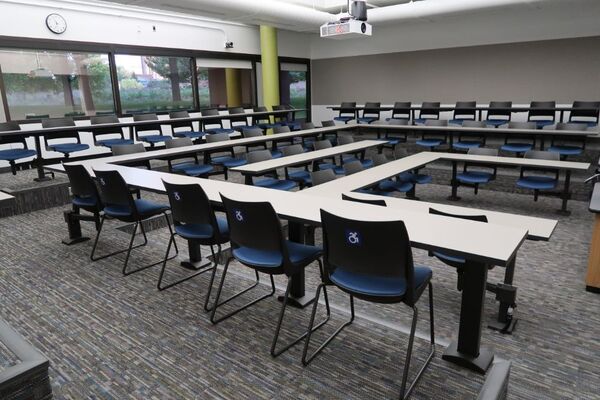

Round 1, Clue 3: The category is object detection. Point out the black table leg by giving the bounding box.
[488,256,518,334]
[33,135,51,182]
[448,161,461,201]
[180,241,208,270]
[62,209,90,245]
[442,259,494,374]
[277,221,315,308]
[558,170,572,215]
[244,174,253,185]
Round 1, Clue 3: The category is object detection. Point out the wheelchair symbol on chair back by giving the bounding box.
[235,210,244,222]
[346,230,361,246]
[99,178,106,186]
[174,191,181,201]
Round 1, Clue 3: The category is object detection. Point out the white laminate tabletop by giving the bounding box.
[365,123,600,137]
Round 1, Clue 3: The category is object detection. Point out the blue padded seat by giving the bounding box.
[399,172,433,185]
[174,131,206,140]
[516,176,557,190]
[378,179,414,192]
[254,178,297,191]
[258,122,282,130]
[72,195,98,208]
[49,143,89,154]
[416,138,444,148]
[0,148,36,161]
[413,118,430,125]
[500,143,533,153]
[334,116,353,123]
[385,118,410,123]
[104,198,169,218]
[485,119,508,127]
[175,216,229,240]
[284,121,303,131]
[288,170,311,185]
[318,162,336,170]
[233,125,258,133]
[342,156,374,168]
[330,266,432,298]
[548,145,583,156]
[172,163,214,176]
[97,138,134,148]
[271,150,283,158]
[211,156,247,168]
[357,117,378,124]
[533,120,554,129]
[233,241,322,268]
[457,171,494,184]
[138,135,172,144]
[449,119,471,125]
[206,128,235,135]
[453,141,481,150]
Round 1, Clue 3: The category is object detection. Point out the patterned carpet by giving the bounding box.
[1,165,600,398]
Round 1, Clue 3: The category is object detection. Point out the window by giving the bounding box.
[115,54,194,113]
[196,59,255,109]
[280,63,308,119]
[0,49,114,120]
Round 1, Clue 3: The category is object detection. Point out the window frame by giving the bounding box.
[278,56,311,122]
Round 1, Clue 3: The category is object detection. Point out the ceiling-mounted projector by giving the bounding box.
[320,0,372,39]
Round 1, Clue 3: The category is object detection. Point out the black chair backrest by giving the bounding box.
[341,193,386,206]
[363,102,381,118]
[429,207,488,223]
[555,122,588,131]
[339,102,356,117]
[507,121,537,130]
[425,119,448,127]
[528,101,556,120]
[165,137,196,166]
[420,102,441,119]
[320,209,418,304]
[91,115,119,125]
[388,118,409,126]
[228,107,248,125]
[202,109,224,128]
[221,194,286,263]
[525,150,560,161]
[343,160,363,175]
[282,144,304,156]
[169,110,194,131]
[310,169,336,185]
[337,135,354,145]
[301,122,315,130]
[254,106,267,112]
[0,121,20,132]
[89,115,124,140]
[205,132,230,143]
[488,101,512,119]
[454,101,476,119]
[468,147,498,156]
[0,122,27,148]
[462,120,487,128]
[165,137,193,149]
[64,163,100,203]
[170,110,189,119]
[371,153,388,166]
[112,143,146,155]
[391,102,411,119]
[570,101,600,121]
[94,169,135,212]
[42,117,80,144]
[247,149,272,164]
[242,127,264,138]
[313,140,333,150]
[273,126,291,134]
[202,109,220,116]
[163,181,223,239]
[321,120,336,127]
[133,113,162,135]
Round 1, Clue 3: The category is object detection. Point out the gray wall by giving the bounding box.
[311,36,600,105]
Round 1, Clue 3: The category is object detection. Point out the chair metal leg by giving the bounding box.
[302,286,353,366]
[399,282,436,400]
[271,269,331,358]
[90,215,148,262]
[203,245,222,312]
[209,258,275,324]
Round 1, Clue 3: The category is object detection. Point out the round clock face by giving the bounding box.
[46,13,67,34]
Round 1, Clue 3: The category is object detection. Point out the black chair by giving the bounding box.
[527,101,556,129]
[205,132,246,179]
[453,120,487,151]
[428,208,489,291]
[455,147,499,195]
[159,181,228,293]
[569,101,600,127]
[91,169,177,275]
[303,210,435,400]
[111,143,151,170]
[357,102,381,124]
[0,122,36,175]
[548,122,588,159]
[133,113,172,147]
[165,138,214,177]
[320,120,338,145]
[414,102,440,124]
[90,115,132,148]
[342,159,364,175]
[381,118,409,156]
[299,122,317,149]
[253,106,282,130]
[321,120,336,127]
[272,125,295,147]
[202,109,235,135]
[500,121,538,156]
[228,107,252,132]
[449,101,477,125]
[42,117,89,158]
[210,195,329,357]
[282,144,311,187]
[372,153,414,195]
[312,139,337,171]
[245,150,297,191]
[274,104,302,131]
[310,169,336,186]
[169,110,205,141]
[485,101,512,127]
[516,150,560,201]
[334,102,356,124]
[334,135,373,174]
[242,127,282,158]
[416,119,448,151]
[386,101,411,122]
[396,148,433,188]
[63,163,103,236]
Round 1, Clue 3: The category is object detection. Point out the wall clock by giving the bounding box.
[46,13,67,34]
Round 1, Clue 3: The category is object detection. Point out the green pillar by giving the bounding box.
[260,25,280,111]
[225,68,242,107]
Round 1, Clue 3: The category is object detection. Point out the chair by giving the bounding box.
[0,122,36,175]
[334,135,373,174]
[42,117,90,158]
[320,120,338,144]
[500,121,537,156]
[372,153,414,194]
[313,139,337,170]
[165,138,214,177]
[453,121,487,151]
[382,118,409,155]
[321,120,336,127]
[300,122,317,149]
[111,143,151,170]
[416,119,448,151]
[569,101,600,127]
[343,159,364,175]
[449,101,477,125]
[282,144,311,187]
[159,181,228,293]
[243,127,282,158]
[385,101,411,122]
[91,169,177,275]
[133,114,172,147]
[170,111,205,140]
[205,132,247,179]
[90,115,132,148]
[63,163,102,233]
[527,101,556,129]
[202,109,235,135]
[414,102,440,124]
[357,102,381,124]
[396,149,433,187]
[210,195,328,358]
[246,150,297,191]
[428,208,489,291]
[341,193,387,206]
[485,101,512,127]
[548,122,588,159]
[303,210,435,400]
[275,104,302,131]
[253,106,282,130]
[310,169,336,186]
[228,107,252,132]
[516,150,560,201]
[272,125,295,147]
[455,147,499,194]
[334,102,356,124]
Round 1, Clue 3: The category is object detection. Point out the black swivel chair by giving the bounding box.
[386,101,411,122]
[455,147,499,195]
[204,132,247,179]
[42,117,89,158]
[547,122,588,160]
[372,153,413,195]
[569,101,600,128]
[282,144,311,188]
[334,102,357,124]
[253,106,281,131]
[381,118,409,156]
[449,101,477,125]
[515,150,560,201]
[245,150,297,191]
[416,119,448,151]
[334,135,373,174]
[357,102,381,124]
[528,101,556,129]
[485,101,512,127]
[202,109,234,135]
[414,102,441,124]
[453,120,487,151]
[112,143,151,170]
[133,113,172,147]
[500,121,538,156]
[90,115,132,148]
[91,169,177,275]
[210,195,329,358]
[242,127,282,158]
[0,122,36,175]
[303,210,435,400]
[169,110,205,141]
[228,107,251,132]
[310,169,336,186]
[320,120,338,145]
[165,138,214,177]
[159,181,229,293]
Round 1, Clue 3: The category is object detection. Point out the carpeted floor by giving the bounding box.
[1,170,600,399]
